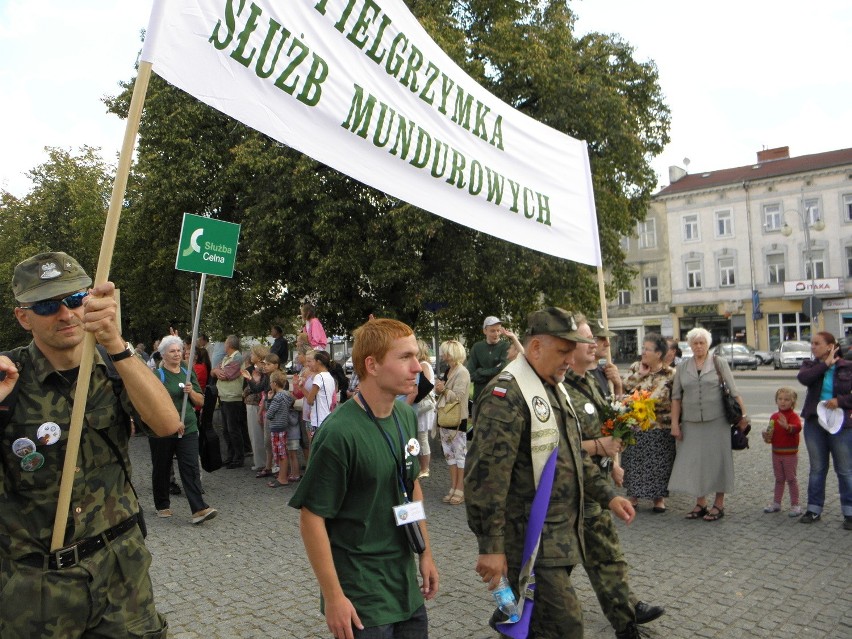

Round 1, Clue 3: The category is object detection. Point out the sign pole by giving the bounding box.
[181,273,207,423]
[51,62,153,550]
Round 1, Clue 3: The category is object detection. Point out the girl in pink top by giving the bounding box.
[300,303,328,351]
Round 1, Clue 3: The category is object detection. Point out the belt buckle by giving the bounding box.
[54,544,79,569]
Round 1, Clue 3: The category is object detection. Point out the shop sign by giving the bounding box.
[783,278,843,297]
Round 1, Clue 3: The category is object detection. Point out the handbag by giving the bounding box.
[437,390,462,428]
[731,422,751,450]
[712,355,744,425]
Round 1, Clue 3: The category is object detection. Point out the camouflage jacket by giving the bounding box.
[563,370,613,517]
[0,342,138,559]
[465,369,616,568]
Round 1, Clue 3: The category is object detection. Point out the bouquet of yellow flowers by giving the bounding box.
[600,390,657,447]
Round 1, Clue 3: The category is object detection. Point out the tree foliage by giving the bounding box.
[2,1,669,349]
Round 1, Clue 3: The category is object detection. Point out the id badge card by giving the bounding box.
[393,500,426,526]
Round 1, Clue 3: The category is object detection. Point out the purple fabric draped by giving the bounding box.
[496,447,558,639]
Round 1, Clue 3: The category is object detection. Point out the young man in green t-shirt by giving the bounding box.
[290,318,439,639]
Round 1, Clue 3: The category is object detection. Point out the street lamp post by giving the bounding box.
[782,206,825,338]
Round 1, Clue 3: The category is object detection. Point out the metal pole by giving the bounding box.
[181,273,207,425]
[803,208,817,338]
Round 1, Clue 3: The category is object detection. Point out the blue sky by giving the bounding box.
[1,0,850,198]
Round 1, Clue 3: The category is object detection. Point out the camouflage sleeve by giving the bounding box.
[464,381,526,555]
[581,451,617,507]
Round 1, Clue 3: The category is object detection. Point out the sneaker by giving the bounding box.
[192,507,218,525]
[799,511,821,523]
[763,503,781,513]
[844,516,852,531]
[788,505,802,517]
[272,465,280,474]
[417,470,430,479]
[156,509,172,518]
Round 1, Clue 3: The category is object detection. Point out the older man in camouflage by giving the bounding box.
[564,316,665,639]
[0,251,180,638]
[465,307,636,639]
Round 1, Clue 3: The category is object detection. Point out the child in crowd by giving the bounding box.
[763,387,803,516]
[266,371,294,488]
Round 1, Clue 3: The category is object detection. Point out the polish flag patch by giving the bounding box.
[492,387,507,398]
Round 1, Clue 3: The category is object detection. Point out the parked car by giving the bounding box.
[772,341,811,369]
[711,344,759,370]
[678,341,693,359]
[748,345,773,365]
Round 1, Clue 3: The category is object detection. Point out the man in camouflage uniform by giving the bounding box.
[465,307,636,639]
[564,317,665,639]
[0,252,181,638]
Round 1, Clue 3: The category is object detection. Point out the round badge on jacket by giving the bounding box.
[532,396,551,422]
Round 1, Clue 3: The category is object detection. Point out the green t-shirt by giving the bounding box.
[157,366,201,435]
[289,399,422,627]
[466,339,510,401]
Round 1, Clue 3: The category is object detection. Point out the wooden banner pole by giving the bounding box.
[51,62,154,550]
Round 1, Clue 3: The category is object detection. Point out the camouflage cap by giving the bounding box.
[12,252,92,304]
[525,307,595,344]
[591,319,617,338]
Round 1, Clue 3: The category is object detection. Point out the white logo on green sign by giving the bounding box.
[175,213,241,278]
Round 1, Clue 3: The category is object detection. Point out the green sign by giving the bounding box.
[175,213,241,277]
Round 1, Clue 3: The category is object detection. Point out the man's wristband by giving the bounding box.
[108,342,134,362]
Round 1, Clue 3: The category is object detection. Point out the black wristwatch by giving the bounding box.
[108,342,134,363]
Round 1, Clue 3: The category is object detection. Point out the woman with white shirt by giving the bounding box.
[305,349,337,434]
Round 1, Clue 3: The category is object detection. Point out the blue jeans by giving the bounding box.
[803,418,852,516]
[352,605,428,639]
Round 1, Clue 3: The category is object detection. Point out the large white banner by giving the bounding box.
[142,0,602,265]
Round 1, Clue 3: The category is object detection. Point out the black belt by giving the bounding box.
[17,514,138,570]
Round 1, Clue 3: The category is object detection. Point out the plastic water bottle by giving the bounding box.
[492,576,520,622]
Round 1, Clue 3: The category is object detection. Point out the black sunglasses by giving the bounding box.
[19,292,89,316]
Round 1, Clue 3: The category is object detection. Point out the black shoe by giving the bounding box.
[844,516,852,531]
[635,601,665,625]
[800,511,821,523]
[169,481,182,495]
[226,461,244,469]
[615,622,645,639]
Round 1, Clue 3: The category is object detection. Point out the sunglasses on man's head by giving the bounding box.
[18,292,89,316]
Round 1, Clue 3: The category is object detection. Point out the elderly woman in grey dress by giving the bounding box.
[668,327,750,521]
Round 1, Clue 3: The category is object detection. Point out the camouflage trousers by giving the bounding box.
[581,510,639,633]
[0,525,167,638]
[497,564,584,639]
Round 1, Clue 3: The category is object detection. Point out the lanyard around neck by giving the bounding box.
[358,392,411,502]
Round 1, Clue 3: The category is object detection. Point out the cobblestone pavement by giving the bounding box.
[136,417,851,639]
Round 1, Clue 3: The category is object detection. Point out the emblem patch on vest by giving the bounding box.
[532,396,550,422]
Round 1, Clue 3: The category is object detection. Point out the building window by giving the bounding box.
[638,219,656,249]
[643,276,658,303]
[620,235,630,251]
[804,198,821,226]
[719,257,735,287]
[617,290,631,305]
[844,194,852,223]
[846,246,852,278]
[715,210,733,237]
[767,312,811,351]
[766,253,785,284]
[686,260,702,289]
[804,249,825,279]
[683,214,699,241]
[764,203,782,232]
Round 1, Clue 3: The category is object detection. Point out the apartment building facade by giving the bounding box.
[608,146,852,355]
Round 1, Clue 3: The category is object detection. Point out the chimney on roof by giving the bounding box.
[668,165,688,184]
[756,146,790,163]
